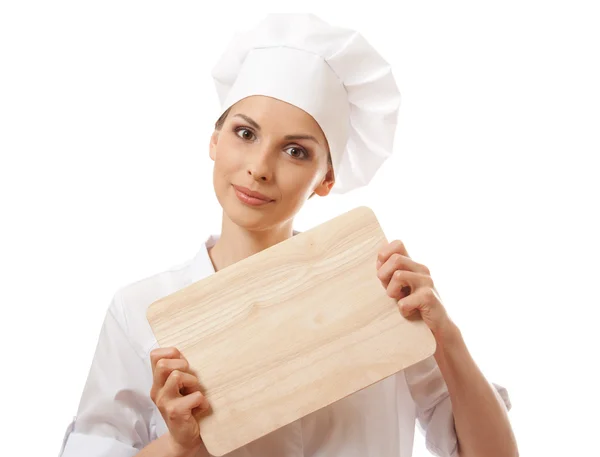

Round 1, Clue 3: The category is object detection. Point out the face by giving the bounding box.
[209,95,335,231]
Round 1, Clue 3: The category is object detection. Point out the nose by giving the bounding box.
[247,146,274,183]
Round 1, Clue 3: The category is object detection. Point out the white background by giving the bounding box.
[1,1,599,456]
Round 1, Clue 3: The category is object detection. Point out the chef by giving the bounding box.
[59,13,516,457]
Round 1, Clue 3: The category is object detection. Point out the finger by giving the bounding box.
[154,358,191,388]
[163,370,202,400]
[177,352,200,378]
[150,347,181,373]
[377,253,429,287]
[398,287,442,319]
[397,287,427,318]
[386,270,431,300]
[164,392,210,423]
[376,240,410,269]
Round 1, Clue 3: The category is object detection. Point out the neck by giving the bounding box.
[208,211,295,272]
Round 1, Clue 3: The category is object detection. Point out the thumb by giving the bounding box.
[398,293,421,318]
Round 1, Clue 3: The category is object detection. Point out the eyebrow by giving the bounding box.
[233,113,321,145]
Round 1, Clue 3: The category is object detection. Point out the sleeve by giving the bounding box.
[402,355,511,457]
[58,295,156,457]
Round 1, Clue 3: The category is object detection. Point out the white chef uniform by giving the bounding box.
[59,13,512,457]
[58,233,511,457]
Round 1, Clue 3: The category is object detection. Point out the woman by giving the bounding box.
[59,14,517,457]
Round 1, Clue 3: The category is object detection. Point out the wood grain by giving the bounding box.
[147,206,436,456]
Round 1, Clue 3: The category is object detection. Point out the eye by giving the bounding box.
[235,127,255,141]
[284,146,309,160]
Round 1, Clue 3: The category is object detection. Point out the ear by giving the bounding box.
[313,166,336,197]
[209,130,219,161]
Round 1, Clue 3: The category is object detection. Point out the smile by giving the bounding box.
[233,185,274,207]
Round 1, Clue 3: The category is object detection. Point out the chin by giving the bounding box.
[216,186,277,231]
[228,207,274,231]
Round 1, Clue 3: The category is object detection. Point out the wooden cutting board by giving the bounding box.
[147,206,436,456]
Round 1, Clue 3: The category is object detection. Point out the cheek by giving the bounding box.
[279,167,318,200]
[214,138,244,175]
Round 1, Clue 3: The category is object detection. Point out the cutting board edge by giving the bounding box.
[200,328,436,457]
[145,205,383,332]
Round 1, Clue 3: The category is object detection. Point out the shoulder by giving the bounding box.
[108,245,214,359]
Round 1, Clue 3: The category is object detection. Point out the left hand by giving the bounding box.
[376,240,451,337]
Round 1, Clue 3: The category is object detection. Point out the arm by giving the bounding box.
[433,320,518,457]
[377,240,517,457]
[59,295,157,456]
[136,433,205,457]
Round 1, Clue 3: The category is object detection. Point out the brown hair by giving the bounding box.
[215,106,232,131]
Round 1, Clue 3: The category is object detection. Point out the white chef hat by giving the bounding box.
[211,13,401,194]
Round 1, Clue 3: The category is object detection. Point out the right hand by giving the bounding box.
[150,347,210,454]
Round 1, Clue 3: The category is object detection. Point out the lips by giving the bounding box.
[233,185,273,202]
